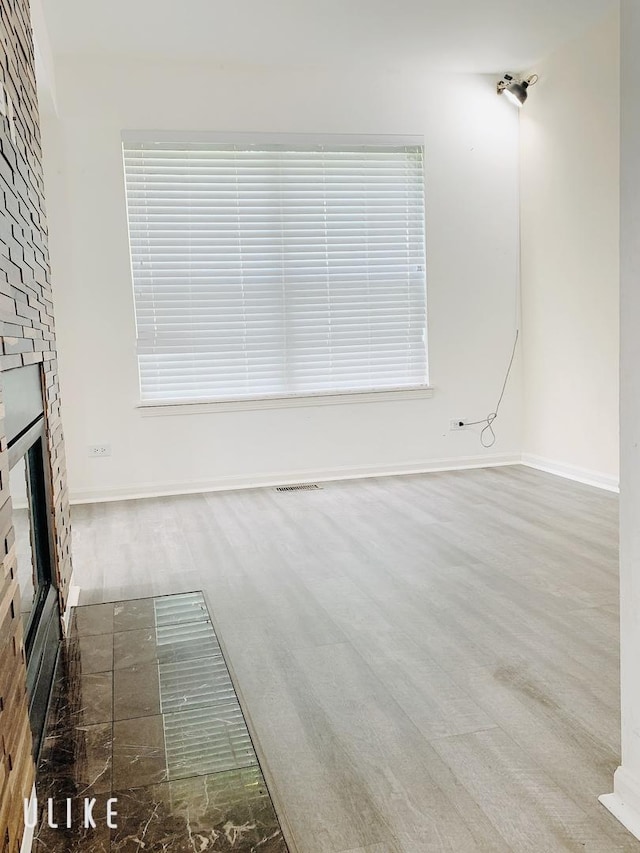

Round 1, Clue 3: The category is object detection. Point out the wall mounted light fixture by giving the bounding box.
[497,73,538,107]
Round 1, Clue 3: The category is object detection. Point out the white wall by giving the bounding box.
[42,60,522,502]
[599,0,640,841]
[520,10,620,489]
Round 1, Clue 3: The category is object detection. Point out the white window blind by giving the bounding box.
[123,141,428,404]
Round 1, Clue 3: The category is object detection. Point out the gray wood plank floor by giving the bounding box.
[69,464,636,852]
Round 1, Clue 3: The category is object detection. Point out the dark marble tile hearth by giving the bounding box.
[33,592,288,852]
[113,663,161,720]
[112,768,286,853]
[38,722,113,797]
[112,619,221,670]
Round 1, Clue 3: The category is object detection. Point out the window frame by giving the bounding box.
[122,131,432,410]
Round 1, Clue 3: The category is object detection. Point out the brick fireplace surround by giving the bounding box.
[0,0,73,850]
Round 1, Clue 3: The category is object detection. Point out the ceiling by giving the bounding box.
[40,0,617,73]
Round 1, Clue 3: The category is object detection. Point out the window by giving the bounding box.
[123,139,428,405]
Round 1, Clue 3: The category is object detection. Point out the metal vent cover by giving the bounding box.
[275,483,322,492]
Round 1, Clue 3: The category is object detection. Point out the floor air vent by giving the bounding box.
[276,483,322,492]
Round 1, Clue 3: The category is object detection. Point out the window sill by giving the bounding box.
[136,387,434,417]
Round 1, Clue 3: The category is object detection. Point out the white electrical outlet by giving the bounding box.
[450,419,467,431]
[88,444,111,457]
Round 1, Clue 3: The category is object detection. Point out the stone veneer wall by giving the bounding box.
[0,0,73,850]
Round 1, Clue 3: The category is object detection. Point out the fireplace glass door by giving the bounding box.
[4,365,61,757]
[10,436,56,648]
[11,455,37,632]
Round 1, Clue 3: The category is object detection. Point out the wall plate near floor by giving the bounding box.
[88,444,111,457]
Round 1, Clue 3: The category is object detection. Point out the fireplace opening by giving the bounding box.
[4,364,61,757]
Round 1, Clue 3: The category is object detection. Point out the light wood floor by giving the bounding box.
[70,464,636,852]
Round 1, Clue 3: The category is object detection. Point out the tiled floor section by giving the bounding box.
[33,592,289,852]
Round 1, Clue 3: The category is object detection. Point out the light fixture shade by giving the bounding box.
[497,73,538,107]
[503,79,529,107]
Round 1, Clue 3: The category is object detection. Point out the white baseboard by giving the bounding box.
[62,582,81,632]
[600,766,640,841]
[20,785,36,853]
[68,453,521,505]
[521,453,619,493]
